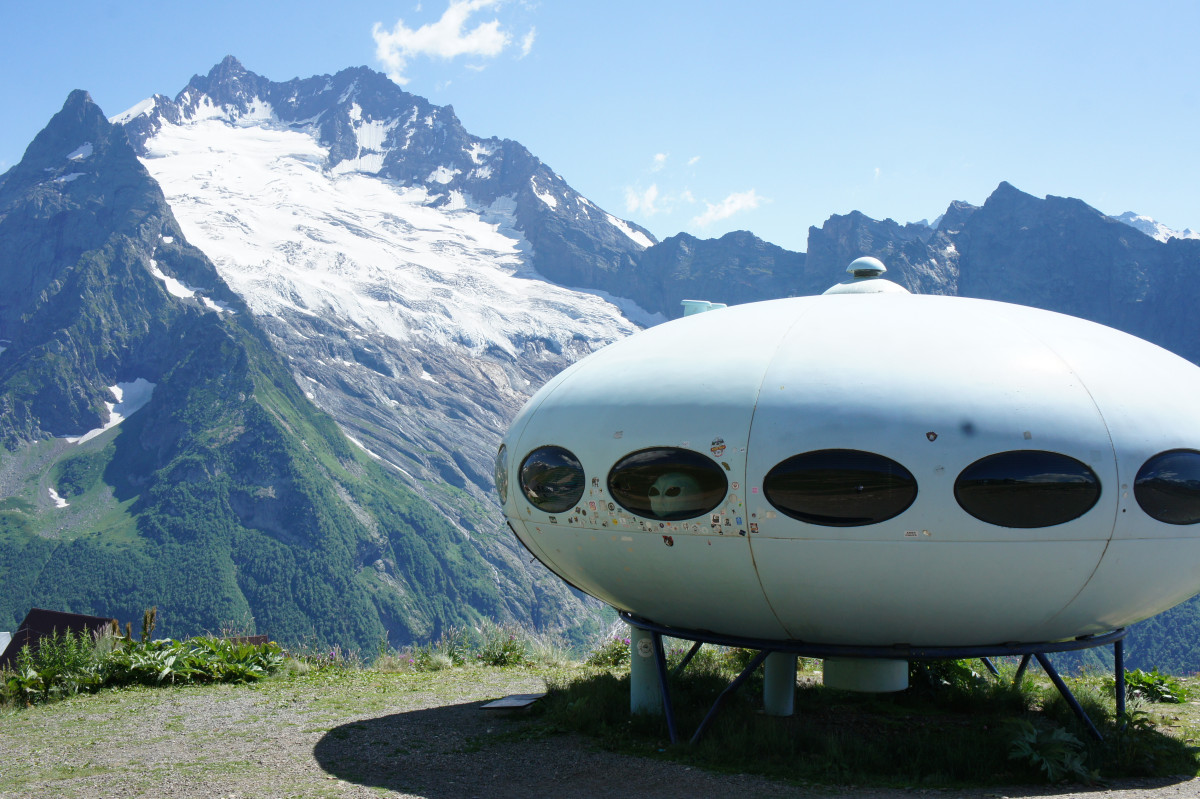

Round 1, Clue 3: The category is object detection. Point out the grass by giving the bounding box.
[5,620,1200,793]
[537,646,1200,789]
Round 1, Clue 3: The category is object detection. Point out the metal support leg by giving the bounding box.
[650,632,679,744]
[1115,637,1126,725]
[980,656,1000,677]
[1034,653,1103,742]
[1013,653,1032,684]
[672,641,703,678]
[689,649,772,745]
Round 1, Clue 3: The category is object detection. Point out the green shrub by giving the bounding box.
[584,635,630,668]
[18,629,95,675]
[1,630,284,708]
[910,658,986,691]
[1005,719,1094,784]
[474,620,531,667]
[1121,669,1189,703]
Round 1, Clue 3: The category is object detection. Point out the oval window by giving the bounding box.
[955,450,1100,528]
[608,448,728,521]
[519,446,585,513]
[1135,449,1200,525]
[764,449,917,527]
[495,444,509,505]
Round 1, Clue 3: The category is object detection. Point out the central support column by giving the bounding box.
[762,651,797,716]
[629,624,663,714]
[823,657,908,692]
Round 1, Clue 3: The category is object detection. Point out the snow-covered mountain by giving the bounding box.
[10,54,1200,663]
[0,90,549,649]
[1113,211,1200,243]
[116,57,660,542]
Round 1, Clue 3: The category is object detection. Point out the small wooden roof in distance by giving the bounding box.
[0,607,118,669]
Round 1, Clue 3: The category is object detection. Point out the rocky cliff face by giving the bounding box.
[950,182,1200,362]
[627,230,807,318]
[0,90,233,445]
[621,184,1200,371]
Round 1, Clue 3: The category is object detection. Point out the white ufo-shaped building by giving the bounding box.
[496,259,1200,650]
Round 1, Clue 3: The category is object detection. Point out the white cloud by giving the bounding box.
[520,27,536,57]
[687,156,700,167]
[680,189,695,203]
[625,184,661,216]
[692,189,762,227]
[373,0,512,85]
[652,153,668,171]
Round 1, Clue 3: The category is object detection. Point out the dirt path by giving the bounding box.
[1,669,1197,799]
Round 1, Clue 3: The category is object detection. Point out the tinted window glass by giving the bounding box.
[764,449,917,527]
[955,450,1100,528]
[608,448,728,521]
[495,445,509,505]
[1135,449,1200,525]
[519,446,585,513]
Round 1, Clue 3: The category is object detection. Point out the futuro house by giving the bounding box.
[497,260,1200,655]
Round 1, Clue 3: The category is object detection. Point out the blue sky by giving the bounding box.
[3,1,1197,251]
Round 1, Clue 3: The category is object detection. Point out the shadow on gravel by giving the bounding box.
[313,700,639,798]
[314,702,1198,799]
[313,699,822,799]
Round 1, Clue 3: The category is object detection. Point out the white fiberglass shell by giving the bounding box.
[499,293,1200,646]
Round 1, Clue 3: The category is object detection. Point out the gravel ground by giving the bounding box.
[1,669,1197,799]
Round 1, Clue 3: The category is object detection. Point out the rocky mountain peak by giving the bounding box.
[983,180,1038,209]
[210,54,248,79]
[2,89,124,196]
[178,55,273,117]
[935,200,978,234]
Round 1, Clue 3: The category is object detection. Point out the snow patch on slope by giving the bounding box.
[64,379,156,444]
[532,177,558,210]
[605,212,653,249]
[110,98,157,125]
[330,103,400,175]
[466,142,494,164]
[48,487,69,509]
[149,260,234,313]
[426,165,459,184]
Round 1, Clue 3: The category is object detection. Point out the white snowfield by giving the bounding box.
[64,379,156,445]
[47,487,69,509]
[139,113,657,359]
[66,142,93,161]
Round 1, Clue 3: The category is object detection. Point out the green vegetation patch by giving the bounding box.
[540,648,1200,789]
[1,622,286,709]
[53,448,110,497]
